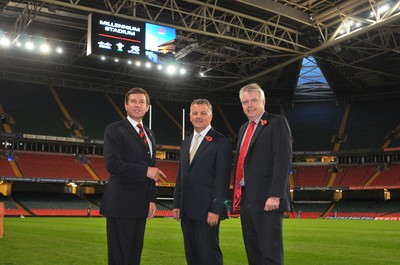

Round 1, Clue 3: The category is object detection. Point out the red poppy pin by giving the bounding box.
[205,136,213,142]
[260,119,268,126]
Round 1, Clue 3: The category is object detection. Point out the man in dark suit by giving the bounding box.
[232,83,292,265]
[173,99,232,265]
[100,87,166,265]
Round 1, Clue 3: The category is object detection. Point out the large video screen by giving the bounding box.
[87,13,176,63]
[145,23,176,63]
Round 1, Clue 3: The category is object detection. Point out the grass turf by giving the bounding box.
[1,217,400,264]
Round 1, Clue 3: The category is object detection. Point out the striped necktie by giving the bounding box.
[136,123,149,149]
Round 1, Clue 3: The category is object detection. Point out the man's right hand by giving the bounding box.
[172,208,180,221]
[146,167,167,181]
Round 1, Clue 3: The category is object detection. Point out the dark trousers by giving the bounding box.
[106,217,146,265]
[241,191,284,265]
[181,218,223,265]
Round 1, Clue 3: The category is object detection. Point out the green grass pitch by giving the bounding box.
[1,217,400,264]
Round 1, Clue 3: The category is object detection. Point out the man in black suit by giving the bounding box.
[100,87,166,265]
[232,83,292,265]
[173,99,232,265]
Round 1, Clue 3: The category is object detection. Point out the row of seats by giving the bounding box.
[291,200,400,219]
[292,164,400,187]
[2,192,399,218]
[2,152,400,187]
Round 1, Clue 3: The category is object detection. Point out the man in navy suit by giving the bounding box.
[173,99,232,265]
[100,87,166,265]
[232,83,292,265]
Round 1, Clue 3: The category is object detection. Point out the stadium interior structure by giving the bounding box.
[1,0,400,220]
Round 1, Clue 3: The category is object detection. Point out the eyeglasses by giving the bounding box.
[241,98,259,106]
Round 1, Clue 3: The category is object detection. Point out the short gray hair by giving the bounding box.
[239,83,265,102]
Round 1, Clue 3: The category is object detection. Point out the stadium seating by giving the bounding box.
[55,86,122,140]
[285,104,343,152]
[332,164,377,187]
[293,166,331,187]
[0,193,28,216]
[369,164,400,186]
[155,160,178,184]
[291,202,331,219]
[87,155,109,180]
[325,199,400,218]
[1,81,68,136]
[1,82,400,218]
[11,192,100,217]
[15,151,94,180]
[340,100,399,150]
[0,155,16,177]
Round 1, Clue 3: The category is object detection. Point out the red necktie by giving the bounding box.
[233,121,255,213]
[136,123,149,149]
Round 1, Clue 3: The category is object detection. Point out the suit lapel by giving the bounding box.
[190,129,214,165]
[144,126,156,154]
[236,125,247,151]
[183,136,192,167]
[123,119,150,149]
[248,112,269,150]
[123,119,139,140]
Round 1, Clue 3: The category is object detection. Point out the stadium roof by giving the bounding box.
[0,0,400,103]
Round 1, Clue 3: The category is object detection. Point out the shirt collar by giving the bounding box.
[250,112,265,126]
[127,116,142,131]
[194,125,212,138]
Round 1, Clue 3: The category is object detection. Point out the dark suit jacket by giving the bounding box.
[100,119,157,219]
[233,112,292,213]
[173,128,232,221]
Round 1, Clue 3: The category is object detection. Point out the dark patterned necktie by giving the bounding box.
[136,123,149,149]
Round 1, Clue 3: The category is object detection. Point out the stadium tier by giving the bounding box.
[15,151,94,180]
[5,151,400,188]
[1,82,400,219]
[9,192,100,217]
[332,165,377,187]
[292,166,331,187]
[0,155,15,177]
[1,81,399,151]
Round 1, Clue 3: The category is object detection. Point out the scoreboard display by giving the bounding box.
[87,13,176,63]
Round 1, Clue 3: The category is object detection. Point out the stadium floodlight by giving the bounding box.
[157,64,163,70]
[25,41,34,50]
[378,4,390,15]
[56,47,63,54]
[0,37,10,47]
[40,43,50,53]
[145,62,152,69]
[166,65,177,75]
[179,68,186,75]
